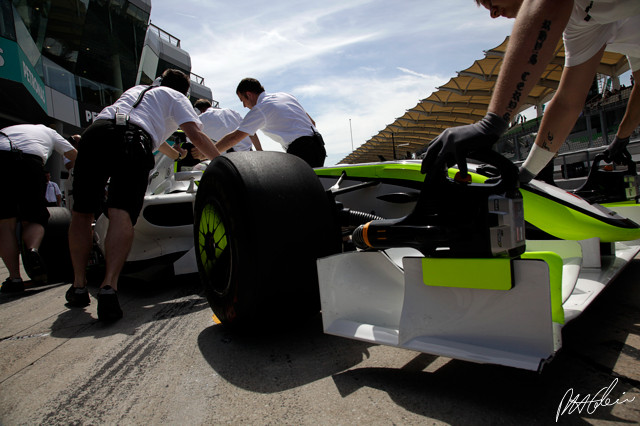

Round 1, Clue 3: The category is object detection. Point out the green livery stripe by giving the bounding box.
[521,251,564,324]
[520,189,640,242]
[315,163,424,181]
[315,163,487,183]
[421,257,513,290]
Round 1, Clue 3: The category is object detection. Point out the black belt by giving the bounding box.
[1,131,44,165]
[105,119,152,148]
[0,149,43,165]
[107,119,150,136]
[312,129,325,146]
[291,131,325,147]
[22,152,43,163]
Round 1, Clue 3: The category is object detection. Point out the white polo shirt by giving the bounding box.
[564,0,640,71]
[45,180,61,203]
[199,107,253,151]
[238,92,316,150]
[0,124,75,164]
[96,85,203,151]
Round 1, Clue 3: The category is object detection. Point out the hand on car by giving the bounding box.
[421,112,508,177]
[175,145,188,158]
[190,147,207,160]
[602,136,630,165]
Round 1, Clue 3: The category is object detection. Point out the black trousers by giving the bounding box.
[73,119,154,225]
[0,151,49,225]
[287,134,326,168]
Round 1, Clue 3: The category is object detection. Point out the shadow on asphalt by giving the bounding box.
[0,281,67,305]
[197,260,640,425]
[197,314,375,393]
[47,272,209,339]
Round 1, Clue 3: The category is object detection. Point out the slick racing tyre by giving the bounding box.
[194,152,341,327]
[38,207,73,283]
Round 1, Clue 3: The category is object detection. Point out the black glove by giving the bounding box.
[421,112,508,176]
[602,136,630,165]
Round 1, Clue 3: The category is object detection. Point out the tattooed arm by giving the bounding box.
[488,0,573,123]
[534,46,605,153]
[422,0,574,177]
[519,48,605,182]
[487,0,577,183]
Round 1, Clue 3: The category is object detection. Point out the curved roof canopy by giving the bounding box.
[340,36,629,164]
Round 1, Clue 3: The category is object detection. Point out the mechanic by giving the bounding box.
[44,171,62,207]
[215,78,326,167]
[66,68,221,321]
[194,98,262,153]
[0,124,77,292]
[422,0,640,183]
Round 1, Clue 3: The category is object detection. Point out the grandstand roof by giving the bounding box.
[340,36,630,164]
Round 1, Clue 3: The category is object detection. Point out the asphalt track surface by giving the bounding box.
[1,257,639,425]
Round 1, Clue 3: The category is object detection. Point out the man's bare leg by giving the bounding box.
[0,218,21,280]
[69,211,94,288]
[101,208,134,291]
[21,221,45,251]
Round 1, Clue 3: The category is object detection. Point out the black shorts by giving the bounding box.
[287,133,326,168]
[0,150,49,226]
[72,119,154,225]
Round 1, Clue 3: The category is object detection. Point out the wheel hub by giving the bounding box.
[198,203,228,271]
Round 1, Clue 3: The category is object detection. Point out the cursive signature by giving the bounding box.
[556,378,636,422]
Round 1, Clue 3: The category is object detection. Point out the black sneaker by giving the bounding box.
[97,286,123,322]
[1,277,24,293]
[23,248,47,283]
[65,285,90,307]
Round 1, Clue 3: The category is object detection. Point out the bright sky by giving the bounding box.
[149,0,516,165]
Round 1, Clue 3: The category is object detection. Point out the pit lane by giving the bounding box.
[1,255,639,424]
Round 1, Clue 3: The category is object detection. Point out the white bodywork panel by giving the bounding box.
[94,155,202,276]
[318,239,640,371]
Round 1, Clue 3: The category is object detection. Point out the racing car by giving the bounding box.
[33,147,205,286]
[92,151,205,281]
[193,148,640,372]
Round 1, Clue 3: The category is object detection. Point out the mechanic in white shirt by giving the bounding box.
[66,69,221,321]
[44,171,62,207]
[193,99,262,153]
[423,0,640,182]
[0,124,77,292]
[215,78,327,167]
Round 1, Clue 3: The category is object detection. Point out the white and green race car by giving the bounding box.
[193,150,640,372]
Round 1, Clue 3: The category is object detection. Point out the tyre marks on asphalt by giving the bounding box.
[1,332,51,342]
[41,295,206,424]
